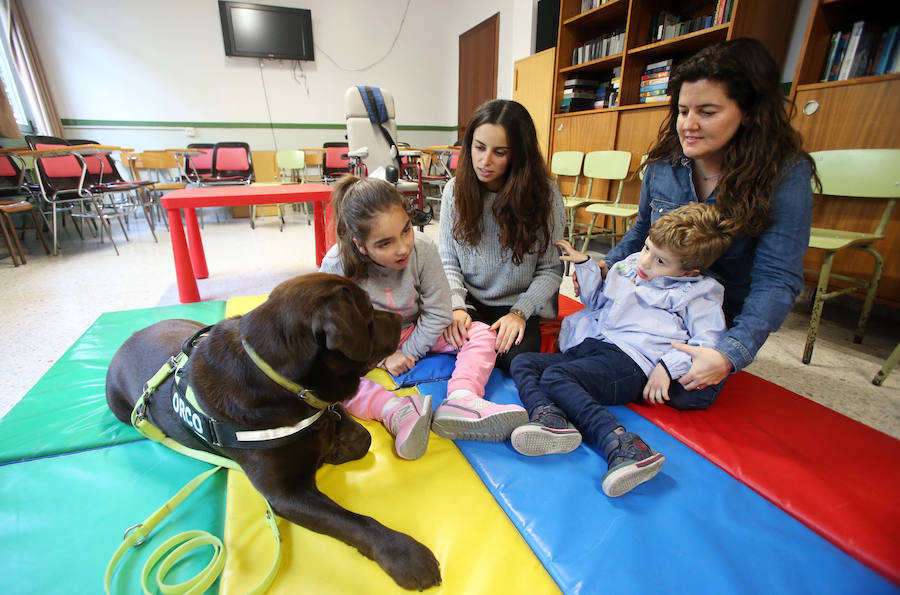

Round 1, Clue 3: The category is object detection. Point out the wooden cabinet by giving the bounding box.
[789,0,900,306]
[513,48,556,161]
[549,0,800,204]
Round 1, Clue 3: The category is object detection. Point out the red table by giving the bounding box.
[160,183,332,303]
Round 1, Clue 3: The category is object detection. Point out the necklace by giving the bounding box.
[700,172,722,181]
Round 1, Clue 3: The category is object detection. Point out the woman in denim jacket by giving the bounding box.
[602,38,817,407]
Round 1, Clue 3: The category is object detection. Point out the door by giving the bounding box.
[458,13,499,141]
[513,47,555,161]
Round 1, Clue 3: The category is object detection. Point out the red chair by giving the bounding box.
[183,143,214,183]
[25,135,140,255]
[322,141,351,182]
[204,142,254,186]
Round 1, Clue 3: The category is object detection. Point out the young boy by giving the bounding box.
[509,202,732,497]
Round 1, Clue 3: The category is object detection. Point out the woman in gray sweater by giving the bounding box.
[440,99,565,371]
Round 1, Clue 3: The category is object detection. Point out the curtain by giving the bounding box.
[2,0,62,137]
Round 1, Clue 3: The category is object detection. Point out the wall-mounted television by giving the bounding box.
[219,1,314,61]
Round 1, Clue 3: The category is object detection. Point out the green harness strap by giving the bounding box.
[105,353,282,595]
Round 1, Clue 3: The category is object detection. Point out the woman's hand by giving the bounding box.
[442,309,472,349]
[642,363,671,404]
[490,311,526,354]
[381,350,417,377]
[671,343,733,389]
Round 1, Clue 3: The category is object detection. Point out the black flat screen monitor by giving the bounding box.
[219,1,314,61]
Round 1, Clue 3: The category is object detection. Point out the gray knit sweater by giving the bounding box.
[319,234,453,360]
[438,178,564,319]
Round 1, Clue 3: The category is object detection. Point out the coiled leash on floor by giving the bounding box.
[106,326,336,595]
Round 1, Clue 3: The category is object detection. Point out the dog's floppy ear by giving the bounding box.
[313,287,374,362]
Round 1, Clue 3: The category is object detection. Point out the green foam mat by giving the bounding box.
[0,301,225,463]
[0,439,226,594]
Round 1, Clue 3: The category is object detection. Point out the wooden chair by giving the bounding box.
[578,150,634,252]
[802,149,900,364]
[0,199,50,266]
[550,151,584,244]
[123,150,187,231]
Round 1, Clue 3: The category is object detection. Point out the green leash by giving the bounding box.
[105,353,282,595]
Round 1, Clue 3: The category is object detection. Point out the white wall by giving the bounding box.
[23,0,539,151]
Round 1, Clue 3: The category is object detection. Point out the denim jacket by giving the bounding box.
[604,157,813,372]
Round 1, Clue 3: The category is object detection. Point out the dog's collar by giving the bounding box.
[241,338,332,410]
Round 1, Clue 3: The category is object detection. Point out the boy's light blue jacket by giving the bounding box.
[561,252,727,380]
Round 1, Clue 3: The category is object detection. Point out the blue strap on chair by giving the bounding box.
[356,86,403,171]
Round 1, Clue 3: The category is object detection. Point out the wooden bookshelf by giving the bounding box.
[789,0,900,306]
[550,0,800,207]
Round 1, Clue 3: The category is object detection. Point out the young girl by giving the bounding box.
[320,176,527,460]
[439,99,565,371]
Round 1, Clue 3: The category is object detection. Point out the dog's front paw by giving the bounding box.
[375,532,441,590]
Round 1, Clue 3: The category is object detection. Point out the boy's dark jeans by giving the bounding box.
[511,338,723,446]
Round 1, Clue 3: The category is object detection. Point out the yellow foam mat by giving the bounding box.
[220,296,560,594]
[221,422,560,594]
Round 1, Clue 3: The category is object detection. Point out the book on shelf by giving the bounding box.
[640,80,669,92]
[641,71,669,82]
[649,10,716,42]
[640,77,669,88]
[838,21,866,81]
[640,94,669,104]
[874,26,900,75]
[820,31,842,82]
[644,58,673,74]
[826,31,850,82]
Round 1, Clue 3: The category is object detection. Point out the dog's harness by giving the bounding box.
[107,325,335,595]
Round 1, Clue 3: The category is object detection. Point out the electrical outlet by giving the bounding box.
[185,127,196,137]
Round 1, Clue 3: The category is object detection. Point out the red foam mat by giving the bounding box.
[627,371,900,584]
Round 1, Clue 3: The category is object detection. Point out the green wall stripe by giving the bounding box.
[60,118,456,132]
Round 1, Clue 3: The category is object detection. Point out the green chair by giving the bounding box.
[550,151,584,244]
[252,149,309,231]
[577,150,633,252]
[803,149,900,364]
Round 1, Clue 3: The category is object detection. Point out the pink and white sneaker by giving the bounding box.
[384,393,433,460]
[432,396,527,442]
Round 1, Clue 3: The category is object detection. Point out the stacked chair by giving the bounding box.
[25,136,154,255]
[0,152,49,266]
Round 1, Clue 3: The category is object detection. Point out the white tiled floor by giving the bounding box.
[2,206,898,438]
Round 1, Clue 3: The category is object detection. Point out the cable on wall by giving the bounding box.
[258,58,278,150]
[314,0,411,72]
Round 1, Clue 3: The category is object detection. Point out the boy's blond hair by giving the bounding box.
[648,203,732,271]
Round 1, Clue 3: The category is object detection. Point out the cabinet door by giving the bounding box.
[614,106,667,205]
[513,48,556,162]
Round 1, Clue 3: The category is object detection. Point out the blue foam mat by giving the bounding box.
[414,369,897,594]
[0,439,225,595]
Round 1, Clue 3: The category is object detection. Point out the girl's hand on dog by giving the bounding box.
[443,309,472,349]
[382,351,416,376]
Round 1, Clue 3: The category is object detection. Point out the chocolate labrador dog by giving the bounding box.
[106,273,441,590]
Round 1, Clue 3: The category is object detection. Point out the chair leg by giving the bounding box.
[803,252,835,364]
[0,214,20,266]
[28,208,51,254]
[250,205,256,229]
[854,246,884,344]
[277,204,284,232]
[872,341,900,386]
[579,213,600,253]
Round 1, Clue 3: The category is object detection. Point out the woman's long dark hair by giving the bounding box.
[648,38,816,237]
[453,99,552,264]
